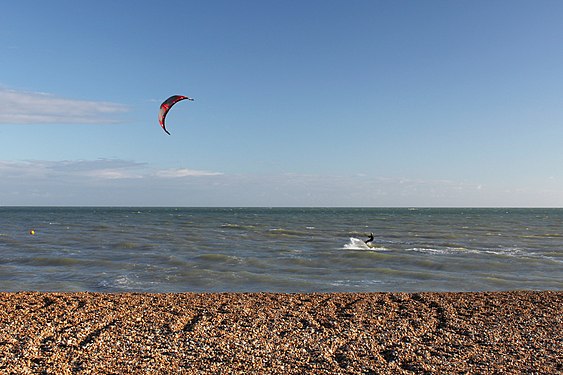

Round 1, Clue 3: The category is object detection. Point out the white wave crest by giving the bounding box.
[343,237,385,250]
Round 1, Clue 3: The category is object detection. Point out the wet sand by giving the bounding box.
[1,291,561,374]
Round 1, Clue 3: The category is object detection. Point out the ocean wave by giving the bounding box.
[404,246,561,264]
[330,279,384,288]
[521,233,563,239]
[97,273,155,291]
[404,246,536,257]
[20,256,84,267]
[220,223,257,231]
[406,247,471,255]
[195,253,242,264]
[267,228,310,237]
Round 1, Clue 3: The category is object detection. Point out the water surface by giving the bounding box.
[1,207,561,292]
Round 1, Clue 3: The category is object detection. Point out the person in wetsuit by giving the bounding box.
[365,232,374,244]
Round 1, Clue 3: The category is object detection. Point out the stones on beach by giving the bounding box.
[0,291,561,374]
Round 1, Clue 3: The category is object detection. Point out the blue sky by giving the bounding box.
[1,1,562,206]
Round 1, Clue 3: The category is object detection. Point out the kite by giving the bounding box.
[158,95,194,135]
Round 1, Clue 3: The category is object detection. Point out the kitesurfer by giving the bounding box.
[365,232,374,245]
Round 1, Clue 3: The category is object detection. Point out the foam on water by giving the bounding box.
[343,237,387,251]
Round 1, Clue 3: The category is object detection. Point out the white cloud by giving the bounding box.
[0,159,145,180]
[154,168,223,178]
[0,87,128,124]
[0,159,223,182]
[0,160,49,178]
[50,159,146,179]
[1,159,561,206]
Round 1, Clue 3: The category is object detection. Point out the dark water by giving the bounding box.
[0,207,561,292]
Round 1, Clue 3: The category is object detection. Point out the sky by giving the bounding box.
[1,0,562,207]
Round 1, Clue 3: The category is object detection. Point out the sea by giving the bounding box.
[0,207,561,293]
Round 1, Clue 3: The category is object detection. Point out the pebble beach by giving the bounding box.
[1,291,561,374]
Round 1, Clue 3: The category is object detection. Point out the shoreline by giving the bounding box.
[1,291,561,374]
